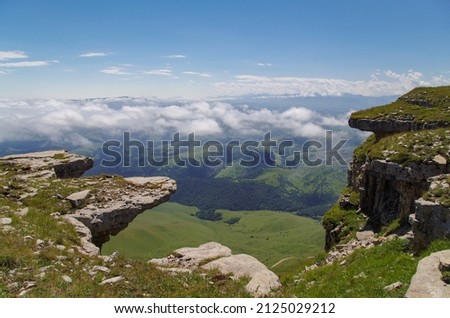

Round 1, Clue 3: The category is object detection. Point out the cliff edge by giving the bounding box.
[320,86,450,297]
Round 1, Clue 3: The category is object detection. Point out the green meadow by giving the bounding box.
[102,202,324,274]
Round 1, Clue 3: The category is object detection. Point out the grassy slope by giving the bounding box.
[281,239,450,297]
[350,86,450,122]
[353,128,450,165]
[102,202,325,276]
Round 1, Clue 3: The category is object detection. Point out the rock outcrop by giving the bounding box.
[66,176,176,249]
[348,118,448,138]
[334,87,450,250]
[350,159,449,227]
[410,175,450,250]
[0,150,176,255]
[149,242,281,297]
[323,86,450,297]
[406,250,450,297]
[0,150,93,179]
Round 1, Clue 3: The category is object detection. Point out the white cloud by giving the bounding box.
[80,52,109,57]
[257,62,272,67]
[0,98,351,146]
[100,66,129,75]
[0,60,58,68]
[165,54,186,59]
[213,70,450,97]
[0,50,28,60]
[182,71,212,78]
[143,69,172,76]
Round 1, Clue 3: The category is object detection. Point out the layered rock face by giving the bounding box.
[339,86,450,250]
[350,159,449,227]
[1,150,94,179]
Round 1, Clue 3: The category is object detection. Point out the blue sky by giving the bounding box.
[0,0,449,99]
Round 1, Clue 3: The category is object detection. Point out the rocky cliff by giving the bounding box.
[324,86,450,252]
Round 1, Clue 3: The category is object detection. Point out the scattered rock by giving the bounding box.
[100,251,120,263]
[356,230,375,241]
[67,190,91,209]
[100,276,123,285]
[353,272,367,279]
[7,282,19,290]
[304,264,318,271]
[62,275,72,284]
[24,281,36,289]
[16,207,29,217]
[433,154,447,165]
[35,239,45,249]
[55,245,66,251]
[1,225,14,233]
[0,217,12,225]
[384,281,403,292]
[92,265,110,273]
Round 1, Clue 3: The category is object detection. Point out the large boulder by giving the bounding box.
[150,242,281,297]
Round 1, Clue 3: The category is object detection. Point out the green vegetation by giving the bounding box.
[353,128,450,165]
[283,240,415,297]
[102,202,325,277]
[423,175,450,207]
[281,238,450,297]
[322,202,365,246]
[172,165,346,218]
[350,86,450,123]
[52,153,67,160]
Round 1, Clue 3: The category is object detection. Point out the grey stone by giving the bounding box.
[356,230,375,241]
[67,190,91,209]
[100,276,123,285]
[1,217,12,225]
[150,242,232,268]
[16,207,29,217]
[202,254,281,297]
[406,250,450,297]
[92,265,110,273]
[433,154,447,165]
[35,239,45,248]
[62,275,72,283]
[384,281,403,292]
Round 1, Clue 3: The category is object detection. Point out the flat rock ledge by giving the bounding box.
[406,249,450,297]
[149,242,281,297]
[0,150,94,179]
[66,176,176,253]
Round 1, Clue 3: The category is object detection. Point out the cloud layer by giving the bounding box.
[0,98,351,146]
[213,70,450,97]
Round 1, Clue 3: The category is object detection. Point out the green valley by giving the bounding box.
[102,202,325,276]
